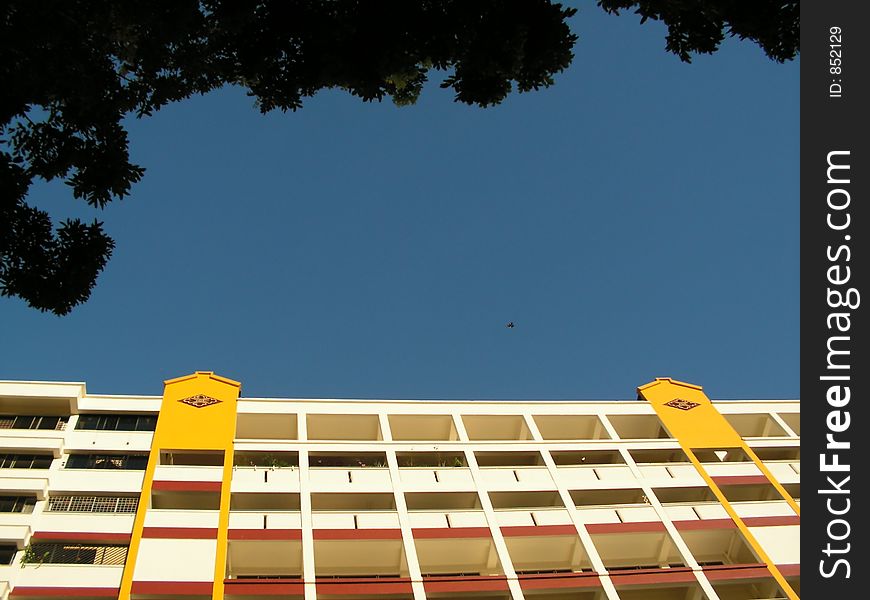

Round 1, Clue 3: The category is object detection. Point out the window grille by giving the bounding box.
[0,496,37,513]
[65,454,148,470]
[0,453,53,469]
[76,414,157,432]
[23,543,128,565]
[48,495,139,513]
[0,416,68,430]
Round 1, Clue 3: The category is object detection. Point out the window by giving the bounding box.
[22,543,128,565]
[48,495,139,513]
[76,414,157,432]
[65,454,148,470]
[0,545,17,565]
[0,453,53,469]
[0,415,67,430]
[0,496,37,513]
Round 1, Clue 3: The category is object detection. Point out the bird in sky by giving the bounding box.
[506,322,515,329]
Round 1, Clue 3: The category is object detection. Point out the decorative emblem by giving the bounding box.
[179,394,222,408]
[664,398,700,411]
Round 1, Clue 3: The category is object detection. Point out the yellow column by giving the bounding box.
[637,378,799,600]
[119,371,241,600]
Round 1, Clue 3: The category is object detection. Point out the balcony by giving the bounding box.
[775,412,799,436]
[680,528,759,565]
[64,430,152,453]
[415,536,504,577]
[614,582,708,600]
[713,578,790,600]
[14,563,124,590]
[388,414,458,441]
[226,539,303,579]
[607,415,671,440]
[532,414,610,440]
[569,488,650,526]
[144,508,220,529]
[722,414,788,438]
[235,413,297,440]
[307,414,382,441]
[461,415,532,441]
[406,492,484,530]
[314,537,410,577]
[505,533,592,573]
[153,450,225,484]
[589,530,684,570]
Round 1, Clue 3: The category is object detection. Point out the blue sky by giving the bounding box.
[1,5,799,400]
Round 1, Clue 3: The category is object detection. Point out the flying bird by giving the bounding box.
[506,322,515,329]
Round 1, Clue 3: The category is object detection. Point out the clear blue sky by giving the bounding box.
[1,5,799,400]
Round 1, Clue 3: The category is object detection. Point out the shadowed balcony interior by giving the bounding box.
[713,578,790,600]
[629,448,691,464]
[159,449,224,466]
[311,492,396,511]
[591,530,685,570]
[405,492,481,511]
[718,483,790,503]
[652,486,717,504]
[692,447,753,463]
[775,412,799,436]
[722,414,787,438]
[235,413,297,440]
[532,414,609,440]
[680,528,760,565]
[230,492,301,511]
[489,491,564,510]
[151,490,221,510]
[504,534,592,573]
[388,414,459,441]
[475,451,545,467]
[396,451,467,468]
[415,537,504,577]
[570,488,648,507]
[522,592,600,600]
[309,452,388,468]
[614,583,708,600]
[307,413,382,441]
[551,449,625,465]
[751,446,800,462]
[314,538,409,577]
[607,415,671,440]
[461,415,532,441]
[226,539,303,578]
[233,450,299,468]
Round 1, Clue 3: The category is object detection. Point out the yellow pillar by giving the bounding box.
[638,378,799,600]
[119,371,241,600]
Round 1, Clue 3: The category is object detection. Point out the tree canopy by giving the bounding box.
[1,1,799,315]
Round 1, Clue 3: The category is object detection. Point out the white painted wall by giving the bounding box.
[133,538,217,581]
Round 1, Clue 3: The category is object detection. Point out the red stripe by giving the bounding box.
[412,527,491,539]
[778,563,800,576]
[743,515,800,527]
[228,529,303,540]
[10,588,118,597]
[32,531,131,542]
[313,528,402,540]
[315,578,412,595]
[223,580,304,595]
[584,521,666,534]
[702,563,771,581]
[130,581,214,595]
[423,575,509,593]
[152,480,222,492]
[500,524,576,537]
[518,572,602,590]
[712,475,770,486]
[608,567,696,585]
[673,518,737,531]
[142,527,218,539]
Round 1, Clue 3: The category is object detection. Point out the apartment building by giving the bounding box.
[0,373,799,600]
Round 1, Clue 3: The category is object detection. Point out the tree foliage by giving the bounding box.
[1,1,798,315]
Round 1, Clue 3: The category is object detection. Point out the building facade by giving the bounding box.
[0,373,799,600]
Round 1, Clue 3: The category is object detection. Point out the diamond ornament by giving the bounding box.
[179,394,222,408]
[663,398,700,411]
